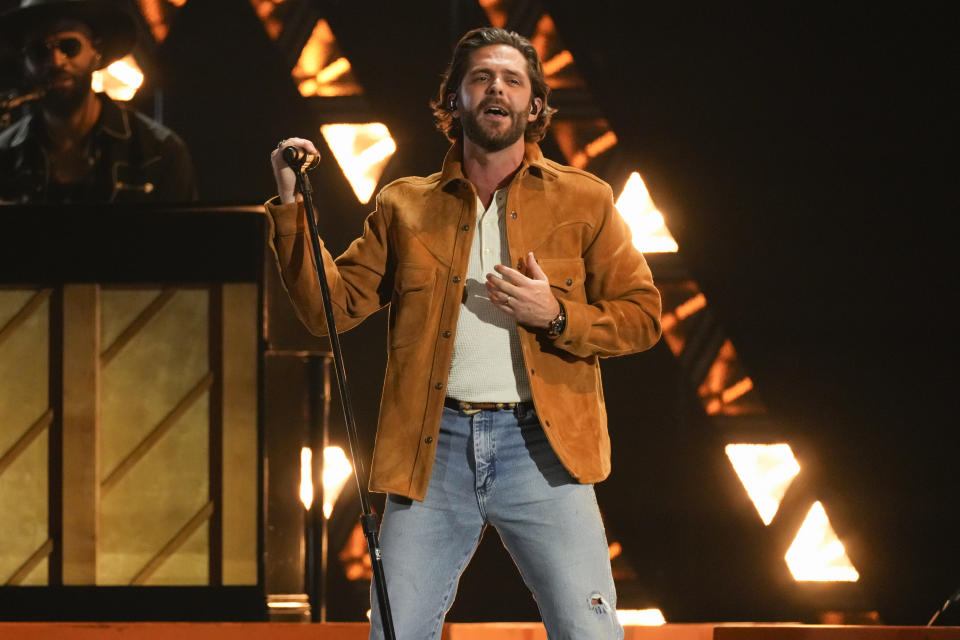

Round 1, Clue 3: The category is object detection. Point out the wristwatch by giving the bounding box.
[546,300,566,338]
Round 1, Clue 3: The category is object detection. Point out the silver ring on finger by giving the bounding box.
[276,139,287,150]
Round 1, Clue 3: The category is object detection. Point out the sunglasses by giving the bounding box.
[23,37,85,64]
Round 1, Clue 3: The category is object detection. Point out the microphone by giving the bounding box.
[282,145,321,172]
[1,86,46,112]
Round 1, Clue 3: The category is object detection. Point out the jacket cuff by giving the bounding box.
[553,298,586,351]
[264,196,305,237]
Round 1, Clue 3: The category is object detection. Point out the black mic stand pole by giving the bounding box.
[283,146,397,640]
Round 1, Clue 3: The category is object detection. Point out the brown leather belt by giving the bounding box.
[444,397,533,415]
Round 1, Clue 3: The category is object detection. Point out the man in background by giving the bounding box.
[0,0,195,203]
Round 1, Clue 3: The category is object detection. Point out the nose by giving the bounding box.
[50,47,70,67]
[485,75,504,94]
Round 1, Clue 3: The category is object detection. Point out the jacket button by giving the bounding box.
[462,225,469,231]
[452,276,461,283]
[425,436,434,444]
[566,278,573,286]
[442,330,451,338]
[511,211,517,219]
[435,382,443,390]
[517,263,523,270]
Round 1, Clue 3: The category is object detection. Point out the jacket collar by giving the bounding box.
[4,93,131,148]
[93,94,132,140]
[436,139,557,192]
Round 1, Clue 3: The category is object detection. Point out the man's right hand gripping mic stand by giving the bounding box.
[283,145,397,640]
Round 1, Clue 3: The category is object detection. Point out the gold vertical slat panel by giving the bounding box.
[62,284,101,584]
[0,290,49,586]
[221,283,259,585]
[98,288,210,585]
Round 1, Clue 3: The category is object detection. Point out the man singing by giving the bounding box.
[267,27,661,640]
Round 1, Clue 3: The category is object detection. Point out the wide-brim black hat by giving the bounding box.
[0,0,137,70]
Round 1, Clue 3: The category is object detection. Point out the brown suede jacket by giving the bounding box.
[265,142,661,500]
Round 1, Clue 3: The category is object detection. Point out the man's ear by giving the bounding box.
[529,97,543,121]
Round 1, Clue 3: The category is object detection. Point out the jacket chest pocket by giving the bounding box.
[389,263,436,349]
[538,257,587,303]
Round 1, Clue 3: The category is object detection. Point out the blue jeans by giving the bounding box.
[369,404,624,640]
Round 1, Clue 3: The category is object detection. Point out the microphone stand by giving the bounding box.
[282,146,397,640]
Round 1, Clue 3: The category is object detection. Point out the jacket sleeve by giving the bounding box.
[553,185,662,358]
[264,193,393,337]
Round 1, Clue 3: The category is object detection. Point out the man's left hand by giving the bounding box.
[486,252,560,329]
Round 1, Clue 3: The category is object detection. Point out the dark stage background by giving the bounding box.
[1,0,955,627]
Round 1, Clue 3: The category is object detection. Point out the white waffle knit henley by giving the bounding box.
[445,189,532,402]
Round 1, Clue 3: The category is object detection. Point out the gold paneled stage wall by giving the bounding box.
[0,206,270,619]
[0,284,258,587]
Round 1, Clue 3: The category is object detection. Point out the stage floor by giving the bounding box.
[0,623,958,640]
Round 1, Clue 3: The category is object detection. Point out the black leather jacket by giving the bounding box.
[0,94,196,203]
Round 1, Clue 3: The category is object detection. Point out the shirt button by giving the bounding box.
[442,330,451,338]
[435,382,444,390]
[462,225,469,231]
[511,211,517,219]
[566,278,573,286]
[425,436,434,444]
[452,276,461,283]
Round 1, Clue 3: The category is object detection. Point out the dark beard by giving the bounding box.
[38,70,93,117]
[460,104,527,152]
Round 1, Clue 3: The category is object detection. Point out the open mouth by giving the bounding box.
[483,105,509,118]
[45,74,75,89]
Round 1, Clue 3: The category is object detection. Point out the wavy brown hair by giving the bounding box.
[431,27,556,143]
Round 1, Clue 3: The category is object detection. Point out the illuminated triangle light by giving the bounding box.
[725,443,800,525]
[321,446,353,519]
[320,123,397,204]
[298,446,353,518]
[615,172,678,253]
[786,501,860,581]
[92,54,143,102]
[294,19,362,97]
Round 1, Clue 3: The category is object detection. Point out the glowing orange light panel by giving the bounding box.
[320,446,352,519]
[321,123,397,204]
[299,446,353,518]
[615,172,679,253]
[618,609,666,626]
[92,55,144,102]
[293,20,362,97]
[725,443,800,525]
[785,501,860,581]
